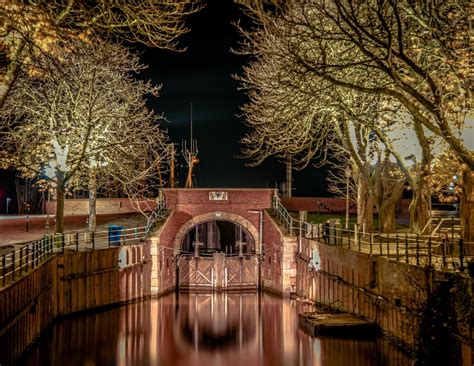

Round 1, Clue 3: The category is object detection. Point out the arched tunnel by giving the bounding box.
[180,220,256,257]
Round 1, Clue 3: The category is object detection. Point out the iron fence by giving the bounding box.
[271,195,471,273]
[0,196,168,288]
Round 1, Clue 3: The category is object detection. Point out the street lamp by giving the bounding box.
[345,166,351,230]
[6,197,11,215]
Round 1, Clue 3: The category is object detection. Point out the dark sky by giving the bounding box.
[137,0,328,195]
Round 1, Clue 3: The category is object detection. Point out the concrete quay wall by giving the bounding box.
[296,237,473,365]
[0,243,151,365]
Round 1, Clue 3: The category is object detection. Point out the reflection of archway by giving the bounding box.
[173,212,259,256]
[181,220,255,256]
[173,293,257,352]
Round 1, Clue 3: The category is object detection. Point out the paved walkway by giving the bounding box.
[0,213,147,248]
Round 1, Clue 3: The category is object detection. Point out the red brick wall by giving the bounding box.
[46,198,157,216]
[281,197,411,216]
[155,189,285,293]
[261,211,283,293]
[281,197,357,213]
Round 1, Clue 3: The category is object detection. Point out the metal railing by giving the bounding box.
[0,196,168,288]
[0,225,149,287]
[271,194,472,273]
[420,216,460,236]
[146,195,168,234]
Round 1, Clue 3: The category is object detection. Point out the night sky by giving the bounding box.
[137,0,328,195]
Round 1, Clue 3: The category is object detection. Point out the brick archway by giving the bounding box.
[172,212,260,255]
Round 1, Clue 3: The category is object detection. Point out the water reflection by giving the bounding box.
[17,292,411,366]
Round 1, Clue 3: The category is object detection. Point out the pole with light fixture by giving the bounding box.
[6,197,11,215]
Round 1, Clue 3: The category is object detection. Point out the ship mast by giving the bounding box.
[182,103,198,188]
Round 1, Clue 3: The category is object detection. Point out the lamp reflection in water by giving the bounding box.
[15,292,412,366]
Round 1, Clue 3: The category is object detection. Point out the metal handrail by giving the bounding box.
[272,195,471,273]
[0,195,169,288]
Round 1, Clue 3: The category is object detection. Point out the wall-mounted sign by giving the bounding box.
[118,247,128,269]
[310,248,321,271]
[209,191,228,201]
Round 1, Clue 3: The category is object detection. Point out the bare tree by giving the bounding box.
[236,0,472,236]
[236,16,407,232]
[0,38,169,233]
[0,0,202,108]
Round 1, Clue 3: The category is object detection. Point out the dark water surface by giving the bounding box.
[17,292,411,366]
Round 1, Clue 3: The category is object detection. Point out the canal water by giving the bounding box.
[17,292,411,366]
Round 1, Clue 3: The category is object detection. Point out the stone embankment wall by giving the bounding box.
[296,237,473,365]
[260,212,297,295]
[0,243,151,365]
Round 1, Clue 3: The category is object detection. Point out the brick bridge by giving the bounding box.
[149,189,297,296]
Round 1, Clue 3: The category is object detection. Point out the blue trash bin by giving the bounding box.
[108,225,124,246]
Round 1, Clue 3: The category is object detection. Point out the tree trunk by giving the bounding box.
[357,173,374,232]
[379,201,397,233]
[460,169,474,242]
[88,169,97,232]
[55,177,65,234]
[409,189,430,233]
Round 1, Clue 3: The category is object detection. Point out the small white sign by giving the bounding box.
[209,191,228,201]
[310,248,321,271]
